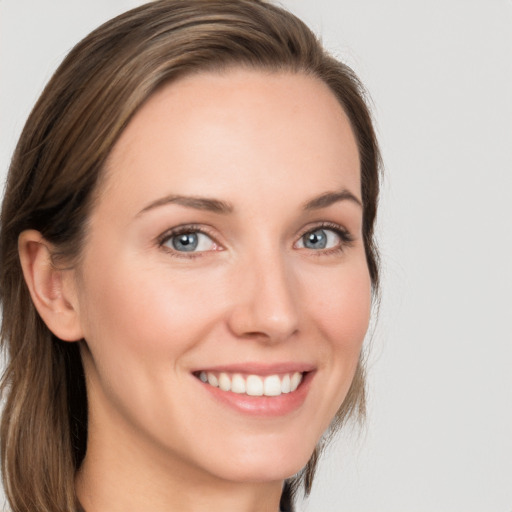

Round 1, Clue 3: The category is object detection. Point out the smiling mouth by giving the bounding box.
[194,371,304,397]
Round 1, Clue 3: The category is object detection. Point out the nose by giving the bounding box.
[226,249,300,343]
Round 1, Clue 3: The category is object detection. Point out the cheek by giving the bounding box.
[308,262,372,354]
[77,254,227,363]
[75,255,229,436]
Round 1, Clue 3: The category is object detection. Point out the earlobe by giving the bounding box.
[18,229,84,342]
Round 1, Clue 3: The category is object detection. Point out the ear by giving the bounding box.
[18,229,84,342]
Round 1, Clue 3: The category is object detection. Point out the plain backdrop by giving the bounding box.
[1,1,511,511]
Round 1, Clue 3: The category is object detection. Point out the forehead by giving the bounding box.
[101,69,361,212]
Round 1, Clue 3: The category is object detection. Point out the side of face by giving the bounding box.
[38,70,371,484]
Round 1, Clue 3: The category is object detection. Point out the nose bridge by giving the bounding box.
[228,241,300,341]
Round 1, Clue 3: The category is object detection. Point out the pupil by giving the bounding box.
[305,229,326,249]
[172,233,198,251]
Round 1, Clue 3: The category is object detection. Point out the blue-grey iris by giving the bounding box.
[172,233,198,252]
[303,229,327,249]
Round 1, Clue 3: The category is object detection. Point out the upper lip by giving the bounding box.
[191,362,316,375]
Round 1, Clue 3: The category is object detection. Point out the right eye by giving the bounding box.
[161,230,219,253]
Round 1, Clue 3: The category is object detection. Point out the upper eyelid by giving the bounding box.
[157,224,218,245]
[296,221,353,239]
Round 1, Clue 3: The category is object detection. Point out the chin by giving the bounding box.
[196,434,317,484]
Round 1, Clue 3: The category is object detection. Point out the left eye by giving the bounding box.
[163,231,217,252]
[296,228,341,250]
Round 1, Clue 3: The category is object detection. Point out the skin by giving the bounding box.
[20,69,371,512]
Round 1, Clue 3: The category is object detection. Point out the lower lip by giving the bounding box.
[197,372,314,417]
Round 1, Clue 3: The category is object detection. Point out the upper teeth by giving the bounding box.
[198,371,303,397]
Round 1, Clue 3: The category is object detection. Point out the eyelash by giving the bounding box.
[157,222,354,258]
[297,222,354,255]
[157,224,218,259]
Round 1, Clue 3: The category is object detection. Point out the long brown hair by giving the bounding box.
[0,1,381,510]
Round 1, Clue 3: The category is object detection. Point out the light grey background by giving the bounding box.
[1,1,511,511]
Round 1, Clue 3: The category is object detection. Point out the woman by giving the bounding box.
[0,1,381,511]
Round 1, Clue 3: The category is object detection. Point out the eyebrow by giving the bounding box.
[137,188,361,217]
[138,194,234,216]
[303,190,362,210]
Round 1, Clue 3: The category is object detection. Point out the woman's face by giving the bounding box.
[71,69,371,484]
